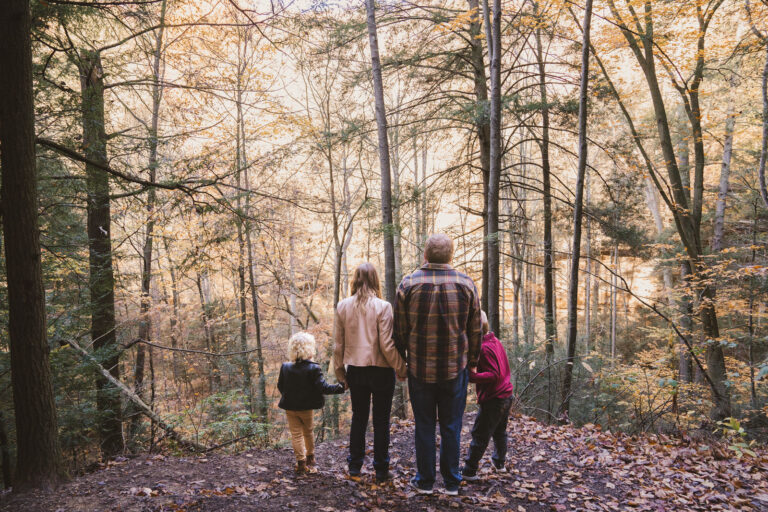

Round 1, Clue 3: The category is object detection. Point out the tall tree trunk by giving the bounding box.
[534,6,557,359]
[421,143,428,246]
[711,101,735,253]
[0,0,65,489]
[584,173,591,353]
[79,49,123,457]
[482,0,502,333]
[341,157,354,297]
[677,140,696,382]
[235,45,255,414]
[467,0,491,310]
[413,138,422,260]
[161,241,185,385]
[130,0,167,445]
[561,0,593,418]
[758,43,768,207]
[591,258,600,349]
[245,229,268,422]
[606,0,730,419]
[643,177,674,293]
[196,272,220,391]
[748,202,759,409]
[0,410,11,488]
[678,261,694,382]
[365,0,397,305]
[610,244,617,363]
[391,111,403,283]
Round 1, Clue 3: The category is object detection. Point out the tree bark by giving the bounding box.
[0,410,11,488]
[759,43,768,208]
[234,35,255,414]
[165,246,185,386]
[467,0,491,310]
[561,0,593,418]
[79,49,124,457]
[391,110,403,283]
[678,262,694,382]
[130,0,167,445]
[606,0,731,419]
[245,228,268,422]
[711,100,735,253]
[0,0,66,489]
[483,0,502,333]
[365,0,397,305]
[534,4,557,359]
[196,272,220,391]
[584,173,591,353]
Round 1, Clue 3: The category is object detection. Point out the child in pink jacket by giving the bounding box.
[462,311,514,480]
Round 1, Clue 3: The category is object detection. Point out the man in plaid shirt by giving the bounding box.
[394,234,482,496]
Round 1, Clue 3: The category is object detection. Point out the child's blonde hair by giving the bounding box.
[480,311,489,334]
[288,331,316,361]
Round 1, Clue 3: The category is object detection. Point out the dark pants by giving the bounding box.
[346,365,395,474]
[408,368,468,490]
[464,396,513,471]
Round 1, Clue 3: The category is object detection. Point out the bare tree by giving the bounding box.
[561,0,594,419]
[365,0,397,304]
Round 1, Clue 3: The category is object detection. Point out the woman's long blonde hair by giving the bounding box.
[350,262,382,306]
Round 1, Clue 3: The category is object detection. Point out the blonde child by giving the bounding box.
[278,332,346,473]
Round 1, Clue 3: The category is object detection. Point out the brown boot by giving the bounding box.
[306,454,317,473]
[295,459,307,474]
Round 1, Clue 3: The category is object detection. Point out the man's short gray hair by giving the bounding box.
[424,234,453,264]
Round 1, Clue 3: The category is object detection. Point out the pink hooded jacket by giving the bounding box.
[469,332,514,403]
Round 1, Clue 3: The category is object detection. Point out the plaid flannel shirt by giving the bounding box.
[393,263,482,383]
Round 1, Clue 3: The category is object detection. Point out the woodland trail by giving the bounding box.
[1,413,766,512]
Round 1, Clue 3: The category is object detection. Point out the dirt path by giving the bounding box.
[2,413,766,511]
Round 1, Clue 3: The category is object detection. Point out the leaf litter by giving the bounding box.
[1,413,765,511]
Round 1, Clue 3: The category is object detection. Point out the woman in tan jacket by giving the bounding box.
[333,262,406,483]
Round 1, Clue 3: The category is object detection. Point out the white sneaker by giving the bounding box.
[409,477,434,495]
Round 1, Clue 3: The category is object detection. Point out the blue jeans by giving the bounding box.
[408,368,468,490]
[346,365,395,475]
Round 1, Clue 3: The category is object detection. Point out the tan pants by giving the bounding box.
[285,410,314,461]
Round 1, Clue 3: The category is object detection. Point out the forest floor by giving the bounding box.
[2,412,767,511]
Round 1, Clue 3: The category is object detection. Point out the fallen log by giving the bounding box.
[65,338,208,453]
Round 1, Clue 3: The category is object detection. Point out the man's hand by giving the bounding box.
[469,366,477,374]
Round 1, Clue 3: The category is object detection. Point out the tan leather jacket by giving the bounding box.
[333,295,407,382]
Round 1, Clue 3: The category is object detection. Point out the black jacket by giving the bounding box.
[277,360,345,411]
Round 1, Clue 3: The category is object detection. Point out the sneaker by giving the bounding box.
[492,463,507,473]
[409,476,434,495]
[348,468,361,480]
[461,467,481,482]
[375,471,393,483]
[442,486,459,496]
